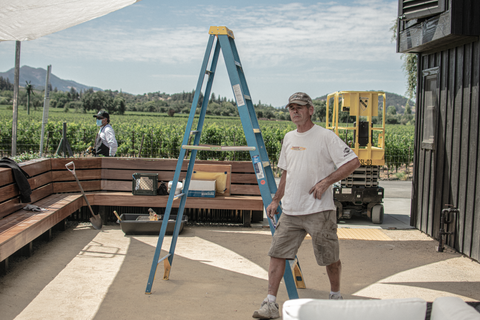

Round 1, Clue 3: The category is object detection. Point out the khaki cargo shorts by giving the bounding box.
[268,210,339,266]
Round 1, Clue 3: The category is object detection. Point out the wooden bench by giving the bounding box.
[0,157,264,273]
[50,157,264,225]
[0,159,85,273]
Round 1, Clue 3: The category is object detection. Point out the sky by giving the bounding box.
[0,0,404,108]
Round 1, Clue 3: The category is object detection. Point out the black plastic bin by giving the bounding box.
[119,213,187,235]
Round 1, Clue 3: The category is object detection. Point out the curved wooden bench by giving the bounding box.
[0,157,264,274]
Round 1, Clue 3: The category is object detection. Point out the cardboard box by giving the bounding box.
[183,179,216,198]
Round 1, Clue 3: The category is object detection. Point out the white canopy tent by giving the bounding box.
[0,0,140,155]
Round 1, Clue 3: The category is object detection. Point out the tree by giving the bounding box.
[387,105,397,115]
[391,19,417,104]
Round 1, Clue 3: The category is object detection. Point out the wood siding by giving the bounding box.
[413,40,480,261]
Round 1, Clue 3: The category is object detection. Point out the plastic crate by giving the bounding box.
[132,173,158,195]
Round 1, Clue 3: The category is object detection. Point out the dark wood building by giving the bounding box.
[397,0,480,261]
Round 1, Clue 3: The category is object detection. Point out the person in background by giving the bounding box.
[93,110,117,157]
[252,92,360,319]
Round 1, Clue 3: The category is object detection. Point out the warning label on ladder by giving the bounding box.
[252,155,265,180]
[233,84,245,106]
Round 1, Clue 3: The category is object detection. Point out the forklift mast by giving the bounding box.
[326,91,386,224]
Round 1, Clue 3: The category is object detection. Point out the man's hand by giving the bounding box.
[309,179,329,200]
[266,199,280,219]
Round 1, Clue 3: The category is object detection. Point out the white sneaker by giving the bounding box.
[252,300,280,319]
[329,292,343,300]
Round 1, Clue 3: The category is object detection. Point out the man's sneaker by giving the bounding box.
[252,300,280,319]
[329,292,343,300]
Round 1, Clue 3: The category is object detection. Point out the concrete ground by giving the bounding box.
[1,181,479,320]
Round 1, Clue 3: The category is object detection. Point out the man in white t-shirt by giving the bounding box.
[253,92,360,319]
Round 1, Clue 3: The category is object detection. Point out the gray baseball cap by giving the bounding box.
[286,92,313,108]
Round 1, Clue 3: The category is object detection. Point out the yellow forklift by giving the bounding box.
[326,91,386,224]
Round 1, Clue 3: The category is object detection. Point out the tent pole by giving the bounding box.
[12,41,21,157]
[40,65,51,157]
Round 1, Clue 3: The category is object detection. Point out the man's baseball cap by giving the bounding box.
[93,110,109,119]
[286,92,313,108]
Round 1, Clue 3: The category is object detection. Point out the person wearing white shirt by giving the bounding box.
[93,110,118,157]
[253,92,360,319]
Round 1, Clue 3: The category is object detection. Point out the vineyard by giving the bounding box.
[0,108,414,178]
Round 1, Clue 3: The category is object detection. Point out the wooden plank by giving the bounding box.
[0,194,83,262]
[52,181,102,193]
[0,198,22,220]
[87,193,263,211]
[101,158,179,171]
[417,55,427,231]
[0,171,52,204]
[231,173,258,184]
[442,47,456,227]
[101,180,132,192]
[433,49,449,243]
[51,169,101,182]
[0,167,14,186]
[460,42,473,257]
[0,184,18,203]
[471,41,480,262]
[30,184,54,203]
[451,45,464,252]
[102,169,184,183]
[0,184,54,220]
[50,157,101,170]
[230,184,260,196]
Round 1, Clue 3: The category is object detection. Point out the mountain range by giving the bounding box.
[0,65,102,92]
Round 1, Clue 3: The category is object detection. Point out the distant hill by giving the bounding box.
[0,65,102,92]
[315,91,415,114]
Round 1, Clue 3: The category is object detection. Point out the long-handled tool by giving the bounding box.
[66,161,102,230]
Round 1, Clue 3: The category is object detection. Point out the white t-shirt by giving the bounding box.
[277,124,357,215]
[99,124,118,157]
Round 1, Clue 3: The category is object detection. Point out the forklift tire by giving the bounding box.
[372,204,384,224]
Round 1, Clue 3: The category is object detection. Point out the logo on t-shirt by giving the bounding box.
[291,146,306,151]
[344,147,352,157]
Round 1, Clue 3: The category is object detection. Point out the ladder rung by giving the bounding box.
[253,128,261,133]
[235,61,242,68]
[262,161,270,167]
[206,70,213,75]
[157,253,171,264]
[244,94,251,100]
[190,130,200,135]
[173,193,185,199]
[182,145,256,151]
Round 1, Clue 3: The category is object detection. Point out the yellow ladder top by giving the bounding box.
[209,26,235,39]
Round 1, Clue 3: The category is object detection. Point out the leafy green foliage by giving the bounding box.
[0,107,413,170]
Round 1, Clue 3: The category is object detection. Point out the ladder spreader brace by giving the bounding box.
[145,26,305,299]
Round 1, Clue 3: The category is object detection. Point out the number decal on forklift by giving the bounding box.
[360,159,372,166]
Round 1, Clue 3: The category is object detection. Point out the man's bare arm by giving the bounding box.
[266,170,286,219]
[309,158,360,200]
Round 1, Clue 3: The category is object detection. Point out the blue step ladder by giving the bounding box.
[145,26,305,299]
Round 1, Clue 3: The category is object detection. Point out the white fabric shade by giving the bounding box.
[0,0,140,41]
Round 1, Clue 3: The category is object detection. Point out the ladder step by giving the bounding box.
[244,94,251,100]
[182,145,256,151]
[253,128,261,133]
[190,130,200,135]
[235,61,242,68]
[262,161,270,167]
[158,253,171,264]
[206,70,213,75]
[173,193,185,199]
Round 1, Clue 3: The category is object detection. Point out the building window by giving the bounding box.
[399,0,446,20]
[422,67,439,150]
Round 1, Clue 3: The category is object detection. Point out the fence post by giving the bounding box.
[132,131,135,157]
